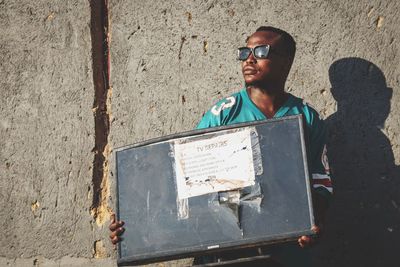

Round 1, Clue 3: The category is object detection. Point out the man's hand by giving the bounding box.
[297,225,321,248]
[298,190,329,248]
[109,213,125,245]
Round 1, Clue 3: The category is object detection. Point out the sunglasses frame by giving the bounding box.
[237,44,271,61]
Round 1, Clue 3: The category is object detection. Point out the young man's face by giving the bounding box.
[241,31,290,87]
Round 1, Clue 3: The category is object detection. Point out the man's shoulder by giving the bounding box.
[208,90,243,116]
[196,90,244,129]
[289,94,324,126]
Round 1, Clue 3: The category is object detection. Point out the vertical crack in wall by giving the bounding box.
[89,0,112,226]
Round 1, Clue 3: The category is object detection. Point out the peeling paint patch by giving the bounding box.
[31,201,39,213]
[106,87,113,118]
[93,240,108,258]
[90,144,112,226]
[376,16,384,29]
[203,40,208,54]
[177,198,189,220]
[45,12,56,21]
[367,7,374,17]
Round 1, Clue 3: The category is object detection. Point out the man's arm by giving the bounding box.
[298,113,332,247]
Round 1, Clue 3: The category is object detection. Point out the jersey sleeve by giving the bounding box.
[308,115,333,202]
[196,109,221,129]
[196,96,237,129]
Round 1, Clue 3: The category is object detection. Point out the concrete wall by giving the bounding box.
[1,0,399,266]
[110,1,400,266]
[0,0,113,266]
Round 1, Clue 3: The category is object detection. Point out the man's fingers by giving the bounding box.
[109,227,125,239]
[118,227,125,235]
[109,223,118,231]
[109,214,116,231]
[109,214,125,245]
[298,235,314,248]
[298,236,308,245]
[115,227,125,236]
[109,221,124,231]
[298,239,308,248]
[311,225,321,235]
[111,235,120,245]
[301,236,312,243]
[298,225,322,248]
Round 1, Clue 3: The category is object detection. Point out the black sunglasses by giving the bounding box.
[237,45,271,61]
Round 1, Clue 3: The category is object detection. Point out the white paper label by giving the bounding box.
[174,128,255,199]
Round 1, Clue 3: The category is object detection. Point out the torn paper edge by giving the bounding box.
[172,127,264,220]
[173,128,256,200]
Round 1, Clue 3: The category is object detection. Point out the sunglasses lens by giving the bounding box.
[254,46,269,59]
[238,48,251,61]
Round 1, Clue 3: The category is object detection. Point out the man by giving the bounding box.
[110,26,332,266]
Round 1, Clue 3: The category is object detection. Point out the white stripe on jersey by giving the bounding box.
[313,184,333,193]
[312,173,331,179]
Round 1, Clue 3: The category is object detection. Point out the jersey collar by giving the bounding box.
[241,88,295,119]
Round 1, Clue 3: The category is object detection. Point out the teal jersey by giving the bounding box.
[197,88,332,200]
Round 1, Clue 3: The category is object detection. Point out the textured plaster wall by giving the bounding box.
[110,1,400,266]
[0,0,399,266]
[0,0,113,266]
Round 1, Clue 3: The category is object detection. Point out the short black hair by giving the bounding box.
[256,26,296,63]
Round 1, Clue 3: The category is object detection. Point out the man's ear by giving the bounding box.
[283,56,293,70]
[287,55,296,74]
[279,57,292,76]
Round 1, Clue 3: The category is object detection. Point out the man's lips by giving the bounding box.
[243,67,257,75]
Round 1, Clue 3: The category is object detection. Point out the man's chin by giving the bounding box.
[245,80,265,88]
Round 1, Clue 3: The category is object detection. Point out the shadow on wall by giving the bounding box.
[313,57,400,266]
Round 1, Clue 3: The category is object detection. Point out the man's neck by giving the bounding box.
[246,84,288,119]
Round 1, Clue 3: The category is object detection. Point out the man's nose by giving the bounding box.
[246,51,256,63]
